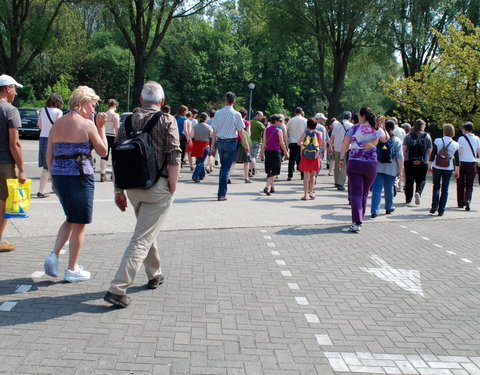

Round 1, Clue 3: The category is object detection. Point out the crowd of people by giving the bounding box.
[1,74,480,307]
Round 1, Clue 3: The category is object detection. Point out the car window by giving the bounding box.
[19,109,39,118]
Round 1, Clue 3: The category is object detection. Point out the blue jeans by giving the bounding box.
[216,138,237,197]
[371,173,396,214]
[192,146,210,181]
[432,168,453,213]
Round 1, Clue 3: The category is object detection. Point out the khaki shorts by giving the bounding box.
[0,164,16,201]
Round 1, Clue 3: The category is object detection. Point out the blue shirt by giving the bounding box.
[211,106,245,139]
[176,116,187,135]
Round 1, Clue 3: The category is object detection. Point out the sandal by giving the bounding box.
[301,196,307,201]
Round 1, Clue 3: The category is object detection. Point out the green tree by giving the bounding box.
[385,17,480,124]
[101,0,216,104]
[0,0,68,78]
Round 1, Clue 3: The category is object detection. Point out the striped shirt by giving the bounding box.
[211,105,245,139]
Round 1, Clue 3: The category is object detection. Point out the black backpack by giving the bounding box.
[408,132,428,162]
[377,139,393,163]
[112,112,162,189]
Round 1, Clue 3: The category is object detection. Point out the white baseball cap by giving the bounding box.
[0,74,23,88]
[315,113,327,120]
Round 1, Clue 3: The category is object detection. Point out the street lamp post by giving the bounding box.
[248,83,255,120]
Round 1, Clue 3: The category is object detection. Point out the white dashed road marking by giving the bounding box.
[31,271,45,278]
[271,251,280,256]
[421,236,430,241]
[281,270,292,277]
[0,302,18,311]
[266,242,276,247]
[433,243,443,248]
[263,235,272,240]
[304,313,320,323]
[288,283,300,290]
[295,297,309,305]
[15,285,32,293]
[315,334,333,346]
[260,229,268,233]
[275,259,286,266]
[410,230,418,234]
[461,258,473,263]
[446,251,457,255]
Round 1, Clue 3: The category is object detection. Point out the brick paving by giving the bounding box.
[1,216,480,374]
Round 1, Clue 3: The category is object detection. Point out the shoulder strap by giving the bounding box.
[44,107,54,125]
[143,111,163,134]
[124,115,134,138]
[463,135,477,157]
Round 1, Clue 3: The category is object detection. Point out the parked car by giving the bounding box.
[18,108,41,138]
[119,112,133,126]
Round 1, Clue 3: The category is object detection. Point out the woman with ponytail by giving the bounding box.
[339,107,388,232]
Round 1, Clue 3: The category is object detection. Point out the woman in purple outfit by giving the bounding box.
[339,107,388,232]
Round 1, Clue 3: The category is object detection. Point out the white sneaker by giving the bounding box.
[348,224,361,233]
[44,253,59,277]
[64,266,90,283]
[415,192,421,205]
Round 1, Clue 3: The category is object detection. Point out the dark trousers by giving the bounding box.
[347,160,377,224]
[288,143,301,178]
[179,134,187,166]
[431,168,453,213]
[404,161,428,203]
[457,161,477,206]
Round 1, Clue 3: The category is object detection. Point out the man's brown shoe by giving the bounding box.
[147,274,165,289]
[104,292,131,308]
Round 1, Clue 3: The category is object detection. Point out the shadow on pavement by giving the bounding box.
[274,225,346,236]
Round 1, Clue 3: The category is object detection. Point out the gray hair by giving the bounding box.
[141,81,165,104]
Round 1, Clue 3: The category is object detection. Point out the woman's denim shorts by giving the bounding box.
[52,174,94,224]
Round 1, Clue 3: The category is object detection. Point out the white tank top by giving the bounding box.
[40,107,63,137]
[104,111,119,136]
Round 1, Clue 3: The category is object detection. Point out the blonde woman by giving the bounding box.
[43,86,108,282]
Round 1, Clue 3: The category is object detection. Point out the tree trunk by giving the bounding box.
[133,61,146,107]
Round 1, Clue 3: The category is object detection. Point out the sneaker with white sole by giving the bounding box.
[415,192,421,205]
[348,224,361,233]
[44,252,59,277]
[64,266,90,283]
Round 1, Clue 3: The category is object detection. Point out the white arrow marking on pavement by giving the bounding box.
[359,255,424,297]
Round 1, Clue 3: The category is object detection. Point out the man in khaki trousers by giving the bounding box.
[104,81,181,308]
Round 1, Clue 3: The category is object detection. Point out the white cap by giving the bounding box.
[0,74,23,88]
[315,113,327,120]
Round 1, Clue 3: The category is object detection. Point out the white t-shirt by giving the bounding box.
[286,115,307,144]
[432,136,459,170]
[331,120,352,151]
[393,126,406,143]
[458,133,480,162]
[104,111,120,137]
[40,107,63,137]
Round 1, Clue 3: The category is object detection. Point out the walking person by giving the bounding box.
[185,111,194,171]
[191,112,213,182]
[231,109,251,183]
[371,120,403,218]
[286,107,306,181]
[249,111,265,178]
[210,92,249,201]
[104,81,181,307]
[0,75,26,252]
[456,122,480,211]
[261,114,289,195]
[428,124,459,216]
[37,93,63,198]
[298,118,323,200]
[330,111,353,190]
[403,119,432,205]
[99,99,119,182]
[43,86,108,282]
[339,107,387,232]
[175,105,190,168]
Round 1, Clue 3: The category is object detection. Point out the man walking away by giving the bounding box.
[329,111,353,190]
[286,107,307,181]
[104,81,181,308]
[457,122,480,211]
[210,92,249,201]
[0,75,26,252]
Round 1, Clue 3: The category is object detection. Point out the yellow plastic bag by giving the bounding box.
[5,179,31,219]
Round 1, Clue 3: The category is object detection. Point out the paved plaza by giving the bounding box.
[1,140,480,375]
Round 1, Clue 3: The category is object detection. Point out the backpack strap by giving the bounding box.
[143,111,163,134]
[44,107,55,125]
[124,115,134,139]
[463,134,477,158]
